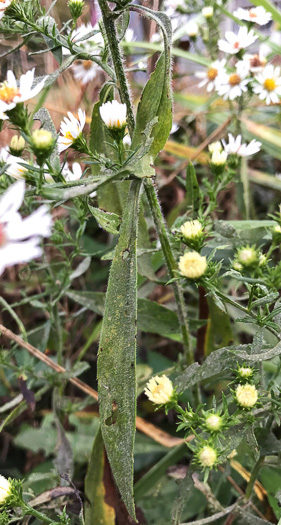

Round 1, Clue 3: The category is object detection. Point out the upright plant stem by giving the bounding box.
[97,0,135,137]
[144,178,193,365]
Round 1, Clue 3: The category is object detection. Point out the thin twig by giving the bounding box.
[179,503,237,525]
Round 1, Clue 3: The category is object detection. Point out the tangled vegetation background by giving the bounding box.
[1,0,281,523]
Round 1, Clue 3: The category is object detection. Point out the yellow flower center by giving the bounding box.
[264,78,276,91]
[83,60,93,70]
[0,82,20,104]
[64,131,74,140]
[207,67,218,81]
[229,74,241,86]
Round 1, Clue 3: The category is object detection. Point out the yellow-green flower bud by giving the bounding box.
[237,246,258,268]
[237,366,254,380]
[236,383,258,408]
[178,251,207,279]
[208,141,222,154]
[205,413,222,432]
[180,219,203,241]
[198,445,217,468]
[9,135,25,157]
[202,6,214,18]
[32,129,53,150]
[67,0,84,20]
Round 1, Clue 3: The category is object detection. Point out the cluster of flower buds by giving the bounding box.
[232,245,263,273]
[232,364,258,409]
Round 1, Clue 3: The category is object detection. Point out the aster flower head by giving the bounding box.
[204,413,223,432]
[253,64,281,105]
[9,136,25,157]
[99,100,127,130]
[0,69,47,115]
[233,6,272,26]
[202,6,213,18]
[216,66,251,101]
[72,60,98,85]
[196,59,226,93]
[222,134,261,158]
[144,375,174,405]
[0,476,11,505]
[218,26,258,55]
[0,147,28,180]
[186,21,199,38]
[0,0,12,20]
[181,219,203,240]
[0,180,52,275]
[58,108,86,153]
[178,251,207,279]
[235,383,258,408]
[195,444,219,469]
[236,245,259,268]
[236,365,255,381]
[236,51,267,75]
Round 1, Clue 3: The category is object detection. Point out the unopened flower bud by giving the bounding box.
[237,366,254,380]
[205,413,222,432]
[9,135,25,157]
[144,375,174,404]
[208,141,222,154]
[233,260,243,272]
[178,251,207,279]
[67,0,84,20]
[237,246,258,268]
[236,383,258,408]
[32,129,53,150]
[181,219,203,241]
[0,476,11,505]
[202,6,214,18]
[211,149,227,166]
[198,445,217,468]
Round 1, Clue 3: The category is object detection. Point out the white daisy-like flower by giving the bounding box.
[99,100,127,129]
[0,0,11,20]
[63,23,104,55]
[62,162,83,181]
[222,134,261,157]
[0,475,11,504]
[186,21,199,37]
[216,67,251,100]
[144,375,174,404]
[0,69,47,115]
[0,180,52,275]
[218,26,258,55]
[124,28,135,43]
[58,108,86,153]
[196,59,226,92]
[236,51,267,75]
[253,64,281,105]
[72,60,98,84]
[0,147,28,180]
[233,6,272,26]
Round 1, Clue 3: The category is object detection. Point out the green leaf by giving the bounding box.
[85,427,116,525]
[66,290,204,341]
[186,162,200,218]
[88,206,121,235]
[97,179,142,519]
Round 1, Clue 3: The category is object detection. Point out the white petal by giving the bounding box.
[0,181,25,222]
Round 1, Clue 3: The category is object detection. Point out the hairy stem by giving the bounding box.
[144,178,193,365]
[96,0,135,137]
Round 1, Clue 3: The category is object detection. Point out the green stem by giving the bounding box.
[144,178,193,365]
[245,456,264,500]
[23,504,56,524]
[96,0,135,137]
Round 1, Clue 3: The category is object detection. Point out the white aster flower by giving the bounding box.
[181,219,203,240]
[0,147,28,180]
[233,6,272,26]
[236,383,258,408]
[0,475,11,504]
[72,60,98,84]
[236,51,267,75]
[218,26,258,55]
[63,22,104,55]
[202,6,213,18]
[216,67,251,100]
[0,69,47,114]
[58,108,86,153]
[211,149,227,165]
[99,100,127,129]
[253,64,281,105]
[124,28,135,43]
[186,21,199,37]
[62,162,83,181]
[144,375,174,404]
[0,0,11,20]
[0,180,52,275]
[196,59,226,93]
[222,134,261,157]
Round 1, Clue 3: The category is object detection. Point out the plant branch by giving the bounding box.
[144,178,193,365]
[179,503,237,525]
